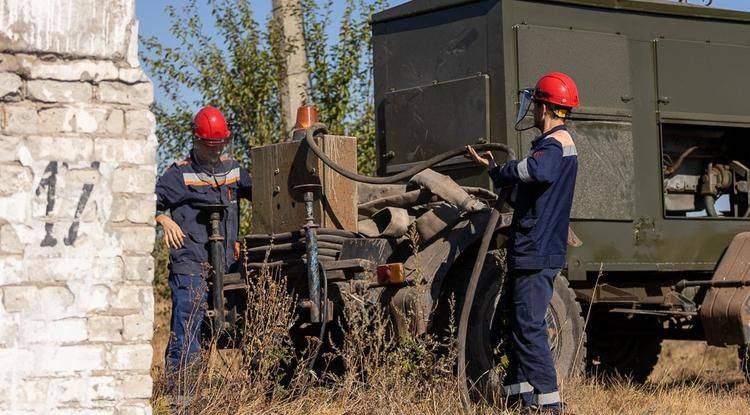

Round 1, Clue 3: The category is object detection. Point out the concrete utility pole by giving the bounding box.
[272,0,310,135]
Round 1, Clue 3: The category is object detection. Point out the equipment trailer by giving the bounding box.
[204,0,750,402]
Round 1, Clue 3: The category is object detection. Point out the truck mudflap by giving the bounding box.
[700,232,750,346]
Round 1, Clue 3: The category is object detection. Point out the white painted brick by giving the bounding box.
[0,104,38,135]
[25,136,94,162]
[0,162,33,197]
[111,166,156,194]
[27,59,119,82]
[0,53,22,72]
[118,68,148,84]
[0,311,18,347]
[121,255,154,283]
[0,222,27,253]
[124,110,155,138]
[97,82,152,105]
[108,344,152,371]
[34,345,106,373]
[111,285,149,310]
[0,72,23,101]
[122,313,152,341]
[48,409,113,415]
[0,135,23,162]
[0,254,24,285]
[88,375,118,401]
[94,138,156,165]
[0,191,30,222]
[116,403,152,415]
[110,226,155,254]
[117,375,152,399]
[110,194,155,225]
[0,348,35,376]
[126,19,140,68]
[3,376,49,409]
[88,315,123,342]
[47,375,118,402]
[38,106,108,134]
[20,318,88,344]
[27,80,92,103]
[68,283,111,314]
[3,285,74,315]
[28,257,123,283]
[105,109,125,134]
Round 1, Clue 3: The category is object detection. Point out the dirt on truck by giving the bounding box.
[199,0,750,402]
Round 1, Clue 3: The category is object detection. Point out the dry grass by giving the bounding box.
[150,272,750,415]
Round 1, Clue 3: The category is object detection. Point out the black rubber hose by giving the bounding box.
[304,126,516,184]
[457,197,506,411]
[302,126,515,410]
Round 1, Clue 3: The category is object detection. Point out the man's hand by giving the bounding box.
[156,214,185,249]
[465,145,496,169]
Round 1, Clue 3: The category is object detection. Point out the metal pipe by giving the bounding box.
[244,241,342,254]
[243,228,356,242]
[303,190,321,323]
[208,210,225,333]
[675,278,750,292]
[704,194,719,217]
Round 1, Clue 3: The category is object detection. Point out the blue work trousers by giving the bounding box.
[165,272,208,376]
[503,267,561,411]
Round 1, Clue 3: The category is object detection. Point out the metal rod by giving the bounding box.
[303,191,321,323]
[675,279,750,292]
[208,210,225,333]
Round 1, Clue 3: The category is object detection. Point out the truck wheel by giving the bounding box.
[462,254,586,399]
[586,315,662,383]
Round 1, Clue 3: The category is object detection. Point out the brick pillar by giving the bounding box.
[0,1,155,414]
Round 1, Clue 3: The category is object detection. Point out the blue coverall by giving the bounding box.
[488,124,578,411]
[155,151,252,375]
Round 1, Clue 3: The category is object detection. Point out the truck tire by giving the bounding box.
[586,315,662,383]
[460,253,586,399]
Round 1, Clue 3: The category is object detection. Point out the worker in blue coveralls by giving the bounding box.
[466,72,580,414]
[155,105,252,381]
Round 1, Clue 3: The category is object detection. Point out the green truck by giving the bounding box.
[371,0,750,384]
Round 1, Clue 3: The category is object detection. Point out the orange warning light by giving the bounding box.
[294,104,319,129]
[376,263,405,285]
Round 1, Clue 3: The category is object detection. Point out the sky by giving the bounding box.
[135,0,750,109]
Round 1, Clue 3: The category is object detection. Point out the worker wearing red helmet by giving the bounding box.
[154,106,252,385]
[467,72,580,414]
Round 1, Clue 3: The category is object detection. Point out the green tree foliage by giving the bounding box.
[141,0,385,174]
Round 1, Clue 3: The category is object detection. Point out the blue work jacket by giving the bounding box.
[155,151,252,275]
[489,125,578,269]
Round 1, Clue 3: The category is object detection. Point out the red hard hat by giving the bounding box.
[192,105,230,146]
[533,72,580,108]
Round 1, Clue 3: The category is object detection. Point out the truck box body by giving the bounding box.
[372,0,750,281]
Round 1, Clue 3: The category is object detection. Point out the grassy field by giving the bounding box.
[149,273,750,415]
